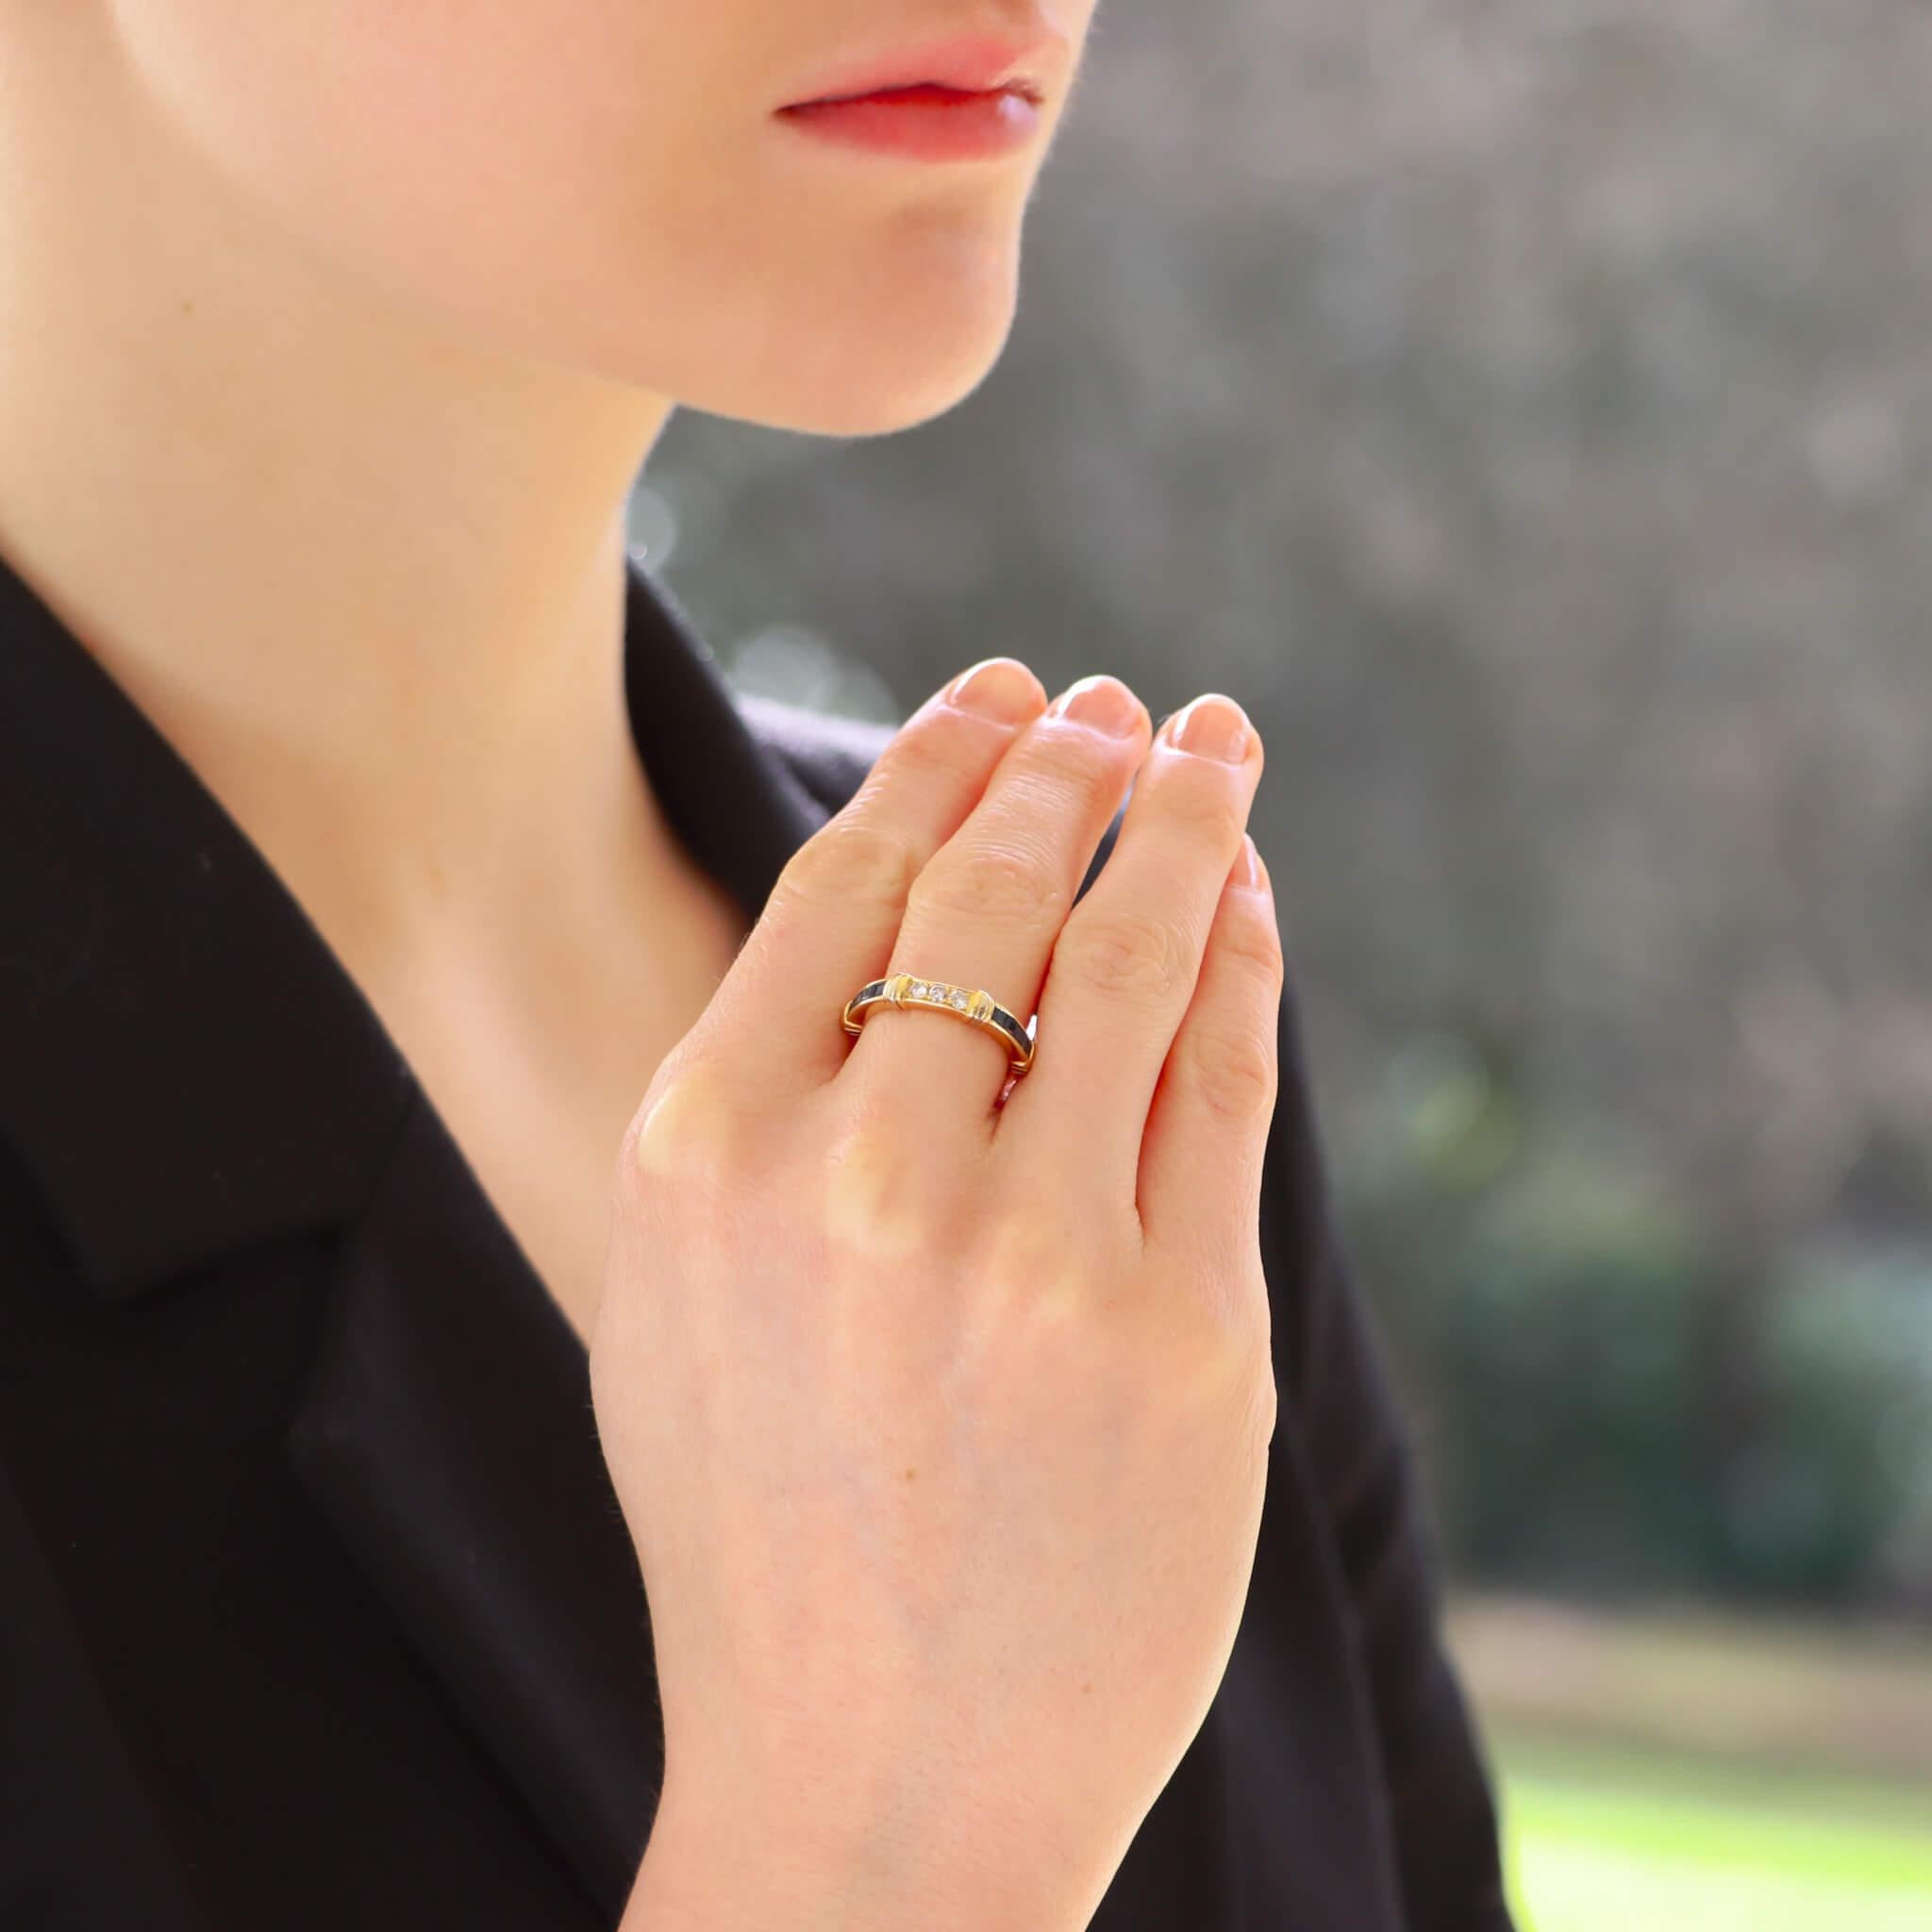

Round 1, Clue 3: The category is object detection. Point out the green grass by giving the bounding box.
[1492,1726,1932,1932]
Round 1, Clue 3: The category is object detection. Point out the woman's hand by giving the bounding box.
[591,658,1281,1932]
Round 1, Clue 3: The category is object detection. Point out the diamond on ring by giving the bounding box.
[840,973,1037,1080]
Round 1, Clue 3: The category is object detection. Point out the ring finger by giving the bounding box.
[840,673,1152,1135]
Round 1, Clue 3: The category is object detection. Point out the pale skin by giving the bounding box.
[0,3,1283,1926]
[605,670,1282,1932]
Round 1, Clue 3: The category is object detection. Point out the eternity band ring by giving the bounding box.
[841,973,1037,1077]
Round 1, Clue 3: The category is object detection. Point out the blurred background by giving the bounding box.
[633,5,1932,1924]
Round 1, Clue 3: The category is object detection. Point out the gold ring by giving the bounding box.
[841,974,1036,1076]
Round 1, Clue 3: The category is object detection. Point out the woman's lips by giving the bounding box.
[774,82,1042,162]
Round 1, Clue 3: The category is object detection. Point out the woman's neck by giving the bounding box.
[0,3,681,981]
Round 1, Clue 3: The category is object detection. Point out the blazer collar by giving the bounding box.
[0,541,821,1303]
[0,537,824,1917]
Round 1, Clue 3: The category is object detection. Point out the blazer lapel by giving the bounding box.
[280,557,830,1918]
[284,1078,664,1918]
[0,536,824,1920]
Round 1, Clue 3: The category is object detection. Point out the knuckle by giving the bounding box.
[973,1203,1103,1297]
[1219,896,1286,986]
[1255,1358,1280,1444]
[1225,1341,1280,1451]
[899,702,1012,782]
[1020,730,1121,796]
[1061,901,1194,1005]
[1229,1305,1281,1439]
[961,1225,1136,1373]
[778,813,922,915]
[820,1097,956,1266]
[1212,1288,1279,1396]
[617,1058,753,1205]
[1121,1241,1274,1425]
[1144,1293,1266,1409]
[622,1058,765,1174]
[1153,764,1249,842]
[1182,1020,1279,1124]
[911,839,1065,929]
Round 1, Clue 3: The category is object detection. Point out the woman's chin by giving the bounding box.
[747,358,1007,438]
[657,336,1009,439]
[650,232,1024,437]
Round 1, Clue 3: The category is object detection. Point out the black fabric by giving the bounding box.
[0,537,1514,1931]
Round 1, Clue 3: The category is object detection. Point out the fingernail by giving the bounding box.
[944,658,1043,724]
[1162,693,1251,763]
[1047,674,1144,739]
[1236,834,1269,891]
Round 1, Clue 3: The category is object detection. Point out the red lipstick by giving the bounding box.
[775,31,1060,162]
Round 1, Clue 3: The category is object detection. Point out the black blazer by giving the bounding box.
[0,540,1513,1932]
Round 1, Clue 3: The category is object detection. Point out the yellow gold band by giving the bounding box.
[840,973,1036,1076]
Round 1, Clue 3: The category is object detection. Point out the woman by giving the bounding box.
[0,6,1512,1929]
